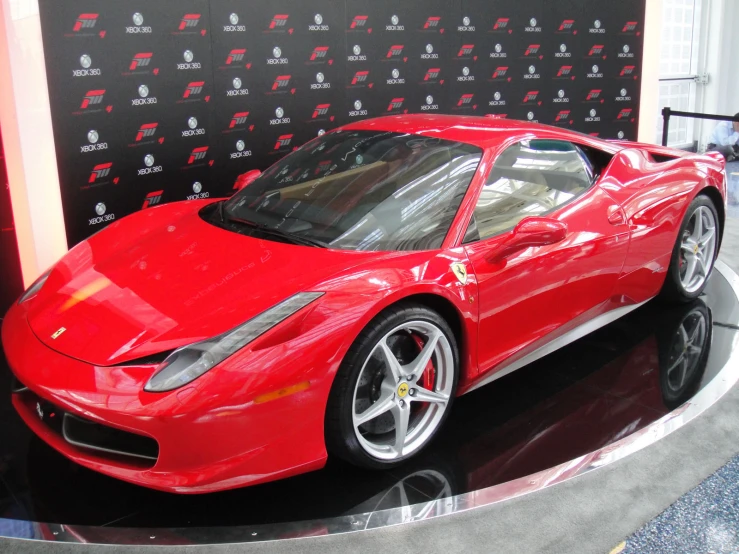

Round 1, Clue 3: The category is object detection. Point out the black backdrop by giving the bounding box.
[39,0,646,246]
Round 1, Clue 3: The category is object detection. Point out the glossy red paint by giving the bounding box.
[1,115,726,492]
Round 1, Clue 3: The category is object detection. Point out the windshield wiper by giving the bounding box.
[226,216,329,248]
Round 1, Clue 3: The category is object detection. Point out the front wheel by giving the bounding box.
[325,304,459,469]
[660,195,720,303]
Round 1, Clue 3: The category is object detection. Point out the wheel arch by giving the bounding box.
[696,185,725,248]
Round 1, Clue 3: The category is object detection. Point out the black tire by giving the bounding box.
[659,195,720,303]
[325,303,459,470]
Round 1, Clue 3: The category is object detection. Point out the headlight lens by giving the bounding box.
[144,292,324,392]
[18,270,51,305]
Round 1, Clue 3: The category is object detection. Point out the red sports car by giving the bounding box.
[2,115,726,493]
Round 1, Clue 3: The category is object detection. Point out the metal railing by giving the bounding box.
[661,107,739,147]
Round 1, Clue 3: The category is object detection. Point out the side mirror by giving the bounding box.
[233,169,262,192]
[490,217,567,262]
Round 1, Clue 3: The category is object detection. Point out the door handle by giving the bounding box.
[607,205,626,226]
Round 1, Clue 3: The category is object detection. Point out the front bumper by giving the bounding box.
[1,302,331,493]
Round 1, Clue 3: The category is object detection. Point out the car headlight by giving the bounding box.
[18,270,51,305]
[144,292,324,392]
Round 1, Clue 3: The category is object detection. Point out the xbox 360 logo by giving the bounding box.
[462,67,470,76]
[558,90,565,98]
[353,45,361,56]
[426,95,434,105]
[133,13,144,26]
[80,54,92,69]
[232,77,242,89]
[275,107,284,118]
[594,20,601,29]
[463,16,471,26]
[560,44,567,53]
[314,14,323,25]
[494,92,501,101]
[87,130,99,144]
[273,46,282,58]
[354,100,362,110]
[426,44,434,54]
[391,15,399,25]
[316,72,325,83]
[230,13,239,25]
[590,109,597,117]
[530,18,537,27]
[95,203,106,216]
[495,43,503,53]
[236,140,245,152]
[527,112,534,120]
[144,154,155,167]
[392,68,400,79]
[183,50,194,63]
[193,181,203,194]
[138,84,149,98]
[621,88,628,96]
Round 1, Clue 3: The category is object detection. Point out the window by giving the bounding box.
[221,131,482,251]
[656,0,702,146]
[465,140,593,243]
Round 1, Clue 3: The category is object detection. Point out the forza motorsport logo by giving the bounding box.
[269,75,293,95]
[523,44,542,59]
[555,110,572,125]
[265,14,292,34]
[386,98,405,113]
[522,91,540,105]
[227,112,250,131]
[179,81,209,103]
[422,67,442,84]
[491,17,511,33]
[385,45,406,62]
[85,162,118,191]
[312,103,334,121]
[421,16,443,33]
[587,44,606,58]
[69,13,105,37]
[75,89,111,115]
[273,134,293,152]
[556,19,576,34]
[586,89,604,103]
[175,14,204,35]
[349,15,371,33]
[185,146,209,168]
[349,70,372,88]
[142,190,164,209]
[490,67,510,81]
[308,46,330,64]
[453,93,476,111]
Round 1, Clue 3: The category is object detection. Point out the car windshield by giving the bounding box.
[222,130,482,251]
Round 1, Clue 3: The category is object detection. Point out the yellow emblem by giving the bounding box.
[451,262,468,285]
[693,244,699,254]
[397,382,409,398]
[51,327,66,340]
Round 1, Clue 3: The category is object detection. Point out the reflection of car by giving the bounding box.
[1,115,727,493]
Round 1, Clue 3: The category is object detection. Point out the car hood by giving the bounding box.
[26,200,383,366]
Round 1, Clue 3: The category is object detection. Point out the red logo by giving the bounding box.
[73,13,98,32]
[558,19,575,31]
[555,110,571,122]
[350,15,368,29]
[274,134,293,149]
[130,52,153,71]
[492,67,509,79]
[524,44,540,56]
[423,16,441,29]
[229,112,249,128]
[557,66,573,77]
[386,45,404,58]
[89,162,112,183]
[135,123,158,142]
[81,89,105,109]
[457,44,474,57]
[586,89,602,100]
[272,75,291,90]
[315,160,332,174]
[617,108,633,119]
[310,46,329,61]
[188,147,208,164]
[179,14,201,30]
[312,104,331,118]
[387,98,404,111]
[269,14,289,29]
[622,21,638,32]
[226,49,246,65]
[457,93,474,106]
[486,114,507,119]
[523,91,539,103]
[620,65,636,76]
[142,190,164,209]
[589,44,605,56]
[424,68,441,81]
[183,81,204,98]
[351,70,369,84]
[493,17,509,30]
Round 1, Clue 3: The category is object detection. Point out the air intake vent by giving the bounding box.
[62,413,159,462]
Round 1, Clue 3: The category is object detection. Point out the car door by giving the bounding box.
[463,139,631,384]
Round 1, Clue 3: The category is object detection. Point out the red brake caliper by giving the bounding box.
[410,333,435,391]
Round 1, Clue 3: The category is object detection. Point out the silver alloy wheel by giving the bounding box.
[679,205,717,293]
[352,320,454,461]
[666,311,706,392]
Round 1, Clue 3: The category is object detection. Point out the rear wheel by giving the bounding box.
[325,304,459,469]
[660,196,719,302]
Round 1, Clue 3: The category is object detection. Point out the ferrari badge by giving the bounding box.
[51,327,66,340]
[451,262,468,285]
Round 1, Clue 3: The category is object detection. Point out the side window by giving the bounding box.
[464,140,594,243]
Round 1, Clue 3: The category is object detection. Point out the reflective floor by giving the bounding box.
[1,271,738,537]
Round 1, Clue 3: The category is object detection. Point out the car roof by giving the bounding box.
[341,114,622,154]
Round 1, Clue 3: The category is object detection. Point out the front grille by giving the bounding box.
[16,390,159,466]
